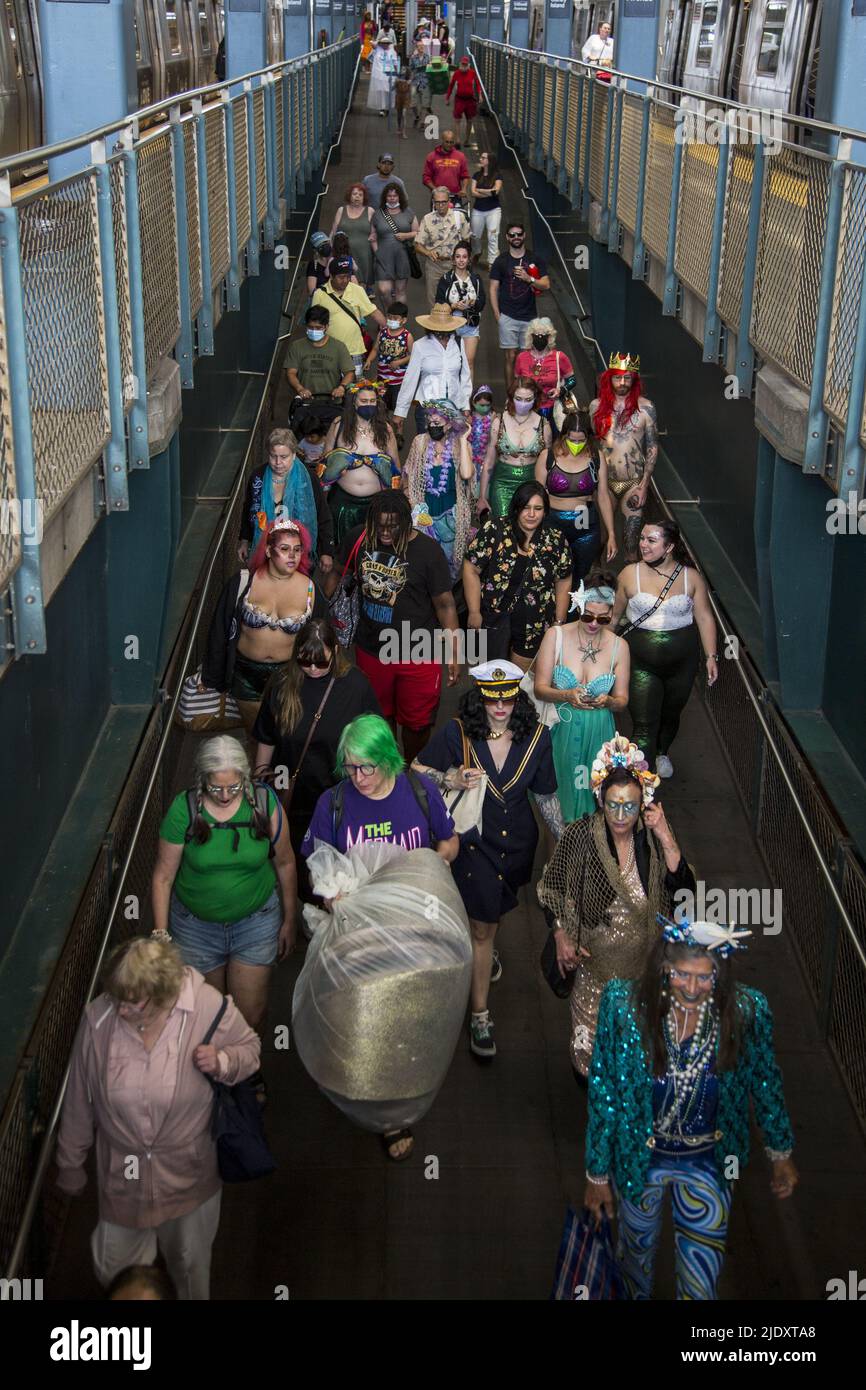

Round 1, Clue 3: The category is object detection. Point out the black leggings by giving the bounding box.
[548,506,602,586]
[626,626,700,767]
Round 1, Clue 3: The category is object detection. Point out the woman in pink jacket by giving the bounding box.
[55,936,260,1300]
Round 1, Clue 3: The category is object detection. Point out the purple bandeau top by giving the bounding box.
[547,460,595,498]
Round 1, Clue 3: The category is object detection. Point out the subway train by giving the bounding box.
[522,1,821,120]
[0,1,286,160]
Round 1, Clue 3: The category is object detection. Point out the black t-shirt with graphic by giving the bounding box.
[339,526,453,658]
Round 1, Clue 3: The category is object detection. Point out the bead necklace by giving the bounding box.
[423,435,454,497]
[655,1001,718,1142]
[615,835,636,879]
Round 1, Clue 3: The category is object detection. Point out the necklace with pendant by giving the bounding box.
[576,622,601,664]
[487,728,507,740]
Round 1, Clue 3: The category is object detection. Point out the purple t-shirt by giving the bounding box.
[301,772,454,857]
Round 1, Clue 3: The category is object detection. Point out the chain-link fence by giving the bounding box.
[675,141,719,301]
[718,144,758,331]
[824,166,866,433]
[137,132,182,383]
[0,270,21,593]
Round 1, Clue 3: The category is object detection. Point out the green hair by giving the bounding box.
[335,714,404,778]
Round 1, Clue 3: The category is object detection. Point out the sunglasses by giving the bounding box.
[604,800,639,817]
[578,612,612,625]
[298,657,331,670]
[205,781,243,796]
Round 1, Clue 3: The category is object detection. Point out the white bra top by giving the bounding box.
[625,563,694,632]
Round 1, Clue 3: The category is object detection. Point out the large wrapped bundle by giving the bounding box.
[293,843,472,1132]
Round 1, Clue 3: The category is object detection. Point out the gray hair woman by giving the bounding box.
[151,735,297,1094]
[55,936,260,1299]
[514,316,575,420]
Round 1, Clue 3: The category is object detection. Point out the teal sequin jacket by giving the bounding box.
[586,980,794,1199]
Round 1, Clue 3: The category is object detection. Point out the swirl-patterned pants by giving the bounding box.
[616,1158,732,1300]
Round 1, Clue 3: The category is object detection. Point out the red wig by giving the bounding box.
[593,369,644,439]
[249,519,313,577]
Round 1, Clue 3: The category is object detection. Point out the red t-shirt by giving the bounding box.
[514,349,573,406]
[447,69,481,102]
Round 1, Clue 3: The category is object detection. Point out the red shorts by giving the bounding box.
[356,647,442,730]
[454,96,478,120]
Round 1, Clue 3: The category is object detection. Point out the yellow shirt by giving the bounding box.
[312,283,376,358]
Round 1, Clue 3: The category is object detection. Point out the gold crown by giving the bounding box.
[608,351,640,372]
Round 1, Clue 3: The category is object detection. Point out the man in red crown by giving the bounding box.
[590,352,658,560]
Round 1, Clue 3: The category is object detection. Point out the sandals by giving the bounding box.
[382,1128,414,1162]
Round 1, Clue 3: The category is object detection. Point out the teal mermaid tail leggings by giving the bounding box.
[617,1158,732,1300]
[626,626,699,767]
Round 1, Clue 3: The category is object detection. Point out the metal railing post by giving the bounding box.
[817,841,852,1037]
[92,149,130,511]
[263,74,278,247]
[558,64,570,196]
[570,73,584,210]
[840,184,866,499]
[245,84,260,276]
[581,77,595,217]
[0,179,46,655]
[224,92,241,311]
[702,126,731,363]
[734,138,765,397]
[193,101,214,356]
[606,85,623,251]
[282,72,295,213]
[120,128,150,468]
[631,92,651,279]
[169,109,195,389]
[662,134,684,315]
[804,149,848,475]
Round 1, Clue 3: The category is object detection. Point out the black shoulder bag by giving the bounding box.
[202,998,277,1183]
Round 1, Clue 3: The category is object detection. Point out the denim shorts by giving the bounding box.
[169,890,281,974]
[498,312,530,349]
[456,322,480,339]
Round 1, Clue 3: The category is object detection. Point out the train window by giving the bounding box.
[757,1,788,76]
[696,4,718,68]
[199,6,211,51]
[165,5,182,57]
[5,0,21,78]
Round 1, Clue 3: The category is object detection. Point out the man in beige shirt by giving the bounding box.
[415,187,472,307]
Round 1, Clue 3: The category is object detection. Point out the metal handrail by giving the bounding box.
[2,44,362,1283]
[476,35,866,146]
[0,35,358,176]
[471,47,865,966]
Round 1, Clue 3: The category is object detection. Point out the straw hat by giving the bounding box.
[416,302,467,332]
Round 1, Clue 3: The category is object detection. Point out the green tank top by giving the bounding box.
[160,789,278,924]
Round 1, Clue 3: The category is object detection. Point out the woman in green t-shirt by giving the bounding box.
[152,736,297,1054]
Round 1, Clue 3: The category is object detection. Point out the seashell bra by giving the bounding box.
[242,579,314,634]
[553,636,619,699]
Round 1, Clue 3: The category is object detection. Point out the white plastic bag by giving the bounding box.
[293,844,472,1132]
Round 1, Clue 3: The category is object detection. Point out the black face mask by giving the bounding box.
[427,424,446,440]
[532,335,549,351]
[356,404,377,420]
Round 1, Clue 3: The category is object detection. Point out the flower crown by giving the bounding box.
[590,734,660,807]
[350,379,387,398]
[658,914,751,959]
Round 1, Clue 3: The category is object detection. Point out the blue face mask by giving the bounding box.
[307,328,326,343]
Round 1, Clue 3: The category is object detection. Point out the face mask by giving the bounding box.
[356,404,377,420]
[301,442,325,459]
[532,335,549,351]
[474,402,492,415]
[514,400,533,417]
[387,319,403,331]
[307,328,326,342]
[566,438,586,456]
[427,424,446,440]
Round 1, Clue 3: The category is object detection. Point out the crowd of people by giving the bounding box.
[53,38,797,1306]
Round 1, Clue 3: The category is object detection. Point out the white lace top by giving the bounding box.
[625,563,694,632]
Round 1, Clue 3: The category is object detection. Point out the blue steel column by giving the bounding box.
[36,0,137,181]
[570,73,585,210]
[488,2,504,45]
[733,140,764,396]
[225,0,268,80]
[599,75,616,240]
[631,93,651,278]
[662,136,684,315]
[803,154,848,475]
[557,61,571,195]
[245,85,261,275]
[509,0,530,51]
[614,0,659,82]
[285,0,312,60]
[169,109,195,389]
[193,101,215,356]
[264,74,279,244]
[581,77,595,216]
[702,128,730,362]
[0,185,46,654]
[120,129,150,469]
[93,149,130,510]
[282,71,295,213]
[606,86,624,251]
[313,0,334,46]
[224,92,242,312]
[543,0,571,57]
[475,2,490,44]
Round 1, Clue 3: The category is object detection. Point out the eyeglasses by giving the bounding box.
[668,967,715,987]
[578,612,612,625]
[604,800,639,817]
[205,781,243,796]
[343,762,377,777]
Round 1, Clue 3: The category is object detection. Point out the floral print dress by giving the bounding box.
[466,518,572,655]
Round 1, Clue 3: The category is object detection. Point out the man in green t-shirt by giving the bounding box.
[286,306,355,408]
